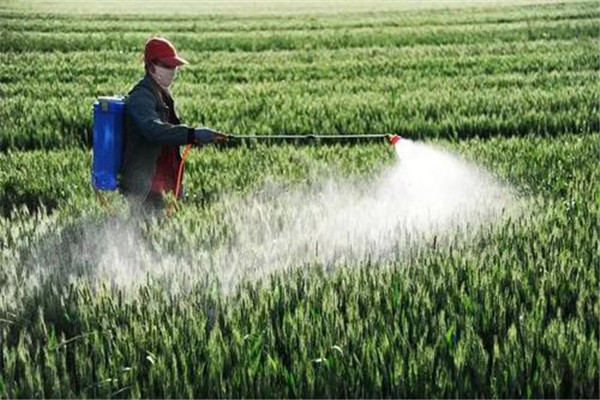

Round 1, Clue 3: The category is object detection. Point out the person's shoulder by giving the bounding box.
[127,76,157,103]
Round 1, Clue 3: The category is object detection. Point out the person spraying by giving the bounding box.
[120,37,228,212]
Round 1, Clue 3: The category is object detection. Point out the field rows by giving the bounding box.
[1,81,597,149]
[1,1,599,396]
[0,133,596,217]
[1,35,598,150]
[2,2,597,33]
[2,18,597,54]
[1,0,586,15]
[0,1,597,150]
[1,134,598,398]
[11,13,586,32]
[2,38,597,83]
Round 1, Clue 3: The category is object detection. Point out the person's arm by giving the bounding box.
[127,86,195,145]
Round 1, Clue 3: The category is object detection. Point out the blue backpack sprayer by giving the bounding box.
[91,95,191,214]
[92,96,126,191]
[91,96,401,213]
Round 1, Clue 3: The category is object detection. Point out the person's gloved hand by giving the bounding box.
[194,128,229,145]
[212,132,229,144]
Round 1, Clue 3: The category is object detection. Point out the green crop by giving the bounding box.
[0,0,598,398]
[1,135,598,398]
[0,1,598,150]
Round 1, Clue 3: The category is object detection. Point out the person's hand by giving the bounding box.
[212,132,229,143]
[194,128,228,145]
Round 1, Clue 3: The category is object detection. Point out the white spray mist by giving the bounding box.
[202,138,518,288]
[11,139,520,299]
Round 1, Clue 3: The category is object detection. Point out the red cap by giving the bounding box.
[144,37,188,67]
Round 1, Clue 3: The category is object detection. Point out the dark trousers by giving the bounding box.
[143,191,167,212]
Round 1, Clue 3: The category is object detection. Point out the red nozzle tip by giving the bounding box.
[388,134,401,145]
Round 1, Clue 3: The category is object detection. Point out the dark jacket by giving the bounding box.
[120,74,195,203]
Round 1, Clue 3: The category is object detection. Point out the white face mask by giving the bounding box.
[151,64,177,89]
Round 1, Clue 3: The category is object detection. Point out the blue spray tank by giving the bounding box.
[91,96,126,191]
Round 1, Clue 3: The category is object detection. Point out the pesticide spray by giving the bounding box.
[9,135,519,302]
[194,135,518,289]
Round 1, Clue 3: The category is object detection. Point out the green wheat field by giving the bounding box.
[0,0,598,398]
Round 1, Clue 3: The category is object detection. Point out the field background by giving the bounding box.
[3,0,582,15]
[1,0,599,398]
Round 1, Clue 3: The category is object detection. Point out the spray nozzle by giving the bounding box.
[387,134,401,146]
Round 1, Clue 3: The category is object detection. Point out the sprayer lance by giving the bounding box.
[229,134,401,144]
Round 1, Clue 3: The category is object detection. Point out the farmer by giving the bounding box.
[121,36,228,212]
